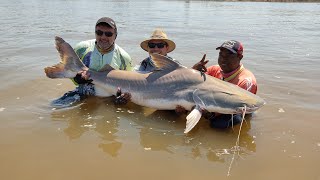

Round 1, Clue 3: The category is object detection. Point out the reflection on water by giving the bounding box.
[51,97,123,157]
[51,96,256,162]
[137,110,257,163]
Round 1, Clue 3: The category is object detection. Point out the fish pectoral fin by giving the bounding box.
[183,89,207,133]
[192,89,206,109]
[184,106,202,134]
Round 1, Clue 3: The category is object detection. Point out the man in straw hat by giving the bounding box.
[51,17,133,107]
[114,28,179,105]
[135,28,176,72]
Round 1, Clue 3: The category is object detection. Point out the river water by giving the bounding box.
[0,0,319,179]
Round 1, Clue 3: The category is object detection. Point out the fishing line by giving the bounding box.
[227,105,247,177]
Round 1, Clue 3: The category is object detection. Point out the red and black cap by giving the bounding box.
[216,40,243,55]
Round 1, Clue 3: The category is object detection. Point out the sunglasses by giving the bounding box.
[95,30,114,37]
[148,42,167,49]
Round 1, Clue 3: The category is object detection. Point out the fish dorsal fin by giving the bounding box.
[99,64,115,72]
[149,53,180,71]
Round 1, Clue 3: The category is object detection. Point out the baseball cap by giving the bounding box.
[95,17,117,30]
[216,40,243,55]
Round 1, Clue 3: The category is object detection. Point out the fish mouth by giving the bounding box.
[236,102,266,114]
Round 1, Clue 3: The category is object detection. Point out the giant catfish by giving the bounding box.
[45,36,265,133]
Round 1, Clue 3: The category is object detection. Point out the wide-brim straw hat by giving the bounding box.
[140,29,176,53]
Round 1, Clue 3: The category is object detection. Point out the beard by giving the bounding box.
[97,40,112,50]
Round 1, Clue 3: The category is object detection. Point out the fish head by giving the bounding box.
[202,87,266,115]
[234,95,266,114]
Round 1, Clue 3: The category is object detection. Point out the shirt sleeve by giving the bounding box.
[74,41,90,61]
[116,45,134,71]
[121,51,134,71]
[135,58,148,71]
[71,40,92,85]
[206,65,220,78]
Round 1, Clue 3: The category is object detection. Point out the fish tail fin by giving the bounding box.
[184,107,202,134]
[44,36,87,79]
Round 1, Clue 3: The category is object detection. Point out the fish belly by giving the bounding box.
[131,94,194,110]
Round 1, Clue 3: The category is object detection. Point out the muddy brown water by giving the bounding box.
[0,0,319,179]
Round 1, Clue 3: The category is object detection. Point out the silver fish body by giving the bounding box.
[91,67,264,114]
